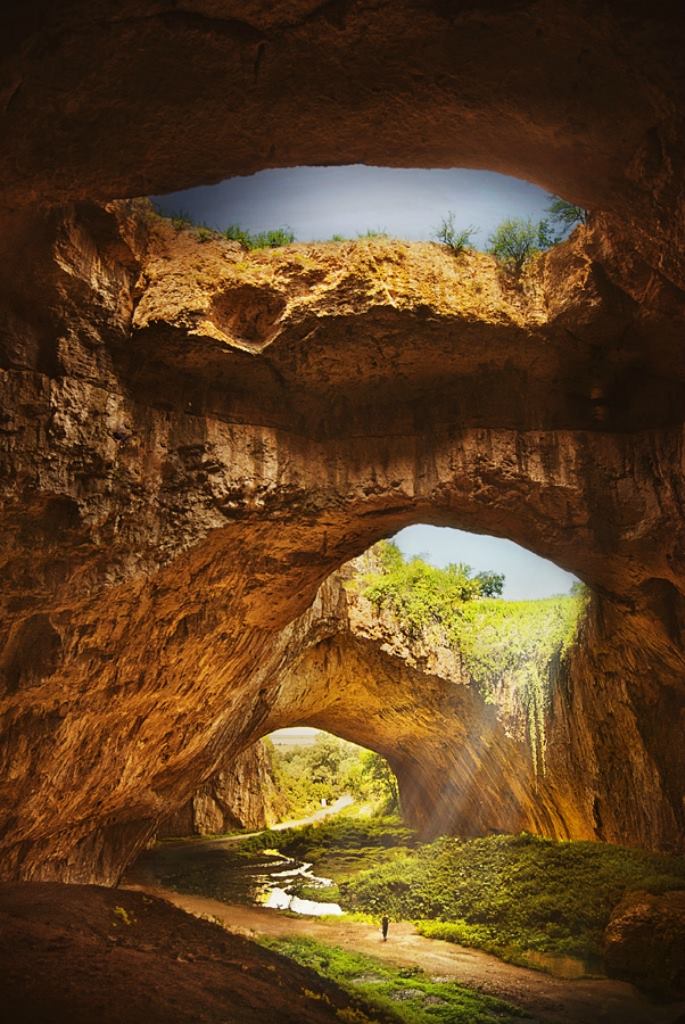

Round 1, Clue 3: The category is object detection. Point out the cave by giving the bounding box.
[2,3,685,1022]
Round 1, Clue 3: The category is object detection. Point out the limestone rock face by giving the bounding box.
[0,202,684,882]
[3,3,685,293]
[157,741,283,837]
[603,891,685,998]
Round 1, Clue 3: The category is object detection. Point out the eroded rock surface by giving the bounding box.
[157,741,284,837]
[603,890,685,998]
[3,3,685,295]
[1,203,684,881]
[0,882,365,1024]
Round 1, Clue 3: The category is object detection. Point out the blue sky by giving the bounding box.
[153,165,554,248]
[155,166,575,598]
[393,525,577,600]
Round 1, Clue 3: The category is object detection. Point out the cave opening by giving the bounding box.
[127,726,401,919]
[3,6,685,1016]
[150,163,571,251]
[266,726,400,823]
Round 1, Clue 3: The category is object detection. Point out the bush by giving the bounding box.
[357,228,390,239]
[224,224,295,250]
[340,832,685,964]
[434,213,478,254]
[252,226,296,249]
[195,226,217,243]
[224,223,253,247]
[546,195,588,230]
[487,216,555,274]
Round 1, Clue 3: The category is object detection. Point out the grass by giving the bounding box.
[339,832,685,965]
[224,224,295,249]
[146,815,685,976]
[243,816,416,860]
[242,817,416,908]
[262,937,534,1024]
[149,205,296,250]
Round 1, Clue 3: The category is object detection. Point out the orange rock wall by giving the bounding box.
[0,203,683,881]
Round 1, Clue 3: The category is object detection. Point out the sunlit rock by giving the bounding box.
[0,201,684,882]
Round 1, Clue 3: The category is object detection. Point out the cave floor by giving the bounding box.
[0,882,387,1024]
[135,885,685,1024]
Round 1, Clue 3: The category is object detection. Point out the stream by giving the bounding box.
[124,840,344,916]
[124,830,600,980]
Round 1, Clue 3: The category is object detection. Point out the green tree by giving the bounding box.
[475,570,505,597]
[360,751,400,812]
[363,544,505,636]
[546,195,588,230]
[487,216,555,274]
[434,212,478,254]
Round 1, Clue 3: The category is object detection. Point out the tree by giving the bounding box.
[308,733,346,785]
[546,195,588,230]
[360,751,399,811]
[435,212,478,255]
[475,571,505,597]
[487,216,554,274]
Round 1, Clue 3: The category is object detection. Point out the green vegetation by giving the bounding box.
[113,905,135,926]
[339,832,685,966]
[357,228,391,239]
[246,815,415,860]
[263,937,531,1024]
[360,543,582,770]
[268,733,400,819]
[244,816,415,905]
[155,206,217,241]
[163,208,196,231]
[149,205,296,249]
[434,213,478,255]
[362,541,504,625]
[224,223,296,249]
[546,194,588,230]
[194,225,217,243]
[486,216,556,274]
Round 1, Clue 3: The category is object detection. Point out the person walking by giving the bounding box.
[381,914,389,941]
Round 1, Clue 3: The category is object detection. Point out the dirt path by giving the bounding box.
[130,886,685,1024]
[157,795,355,852]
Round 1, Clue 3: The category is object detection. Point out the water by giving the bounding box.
[124,841,343,916]
[521,949,603,980]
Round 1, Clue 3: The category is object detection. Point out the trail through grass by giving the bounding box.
[263,936,536,1024]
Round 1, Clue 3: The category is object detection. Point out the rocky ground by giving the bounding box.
[0,882,383,1024]
[136,886,685,1024]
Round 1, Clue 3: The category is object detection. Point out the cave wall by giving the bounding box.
[157,740,283,837]
[3,2,685,293]
[257,564,685,848]
[0,201,684,881]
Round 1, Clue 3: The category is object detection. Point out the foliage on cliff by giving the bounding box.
[339,832,685,965]
[362,540,504,619]
[360,542,584,771]
[361,543,581,690]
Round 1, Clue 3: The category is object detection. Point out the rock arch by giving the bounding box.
[1,202,684,882]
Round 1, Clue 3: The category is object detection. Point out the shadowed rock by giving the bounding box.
[1,203,684,881]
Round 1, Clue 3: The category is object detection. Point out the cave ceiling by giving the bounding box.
[0,1,685,881]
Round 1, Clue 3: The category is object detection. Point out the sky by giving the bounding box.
[155,165,576,601]
[153,165,554,248]
[393,525,577,601]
